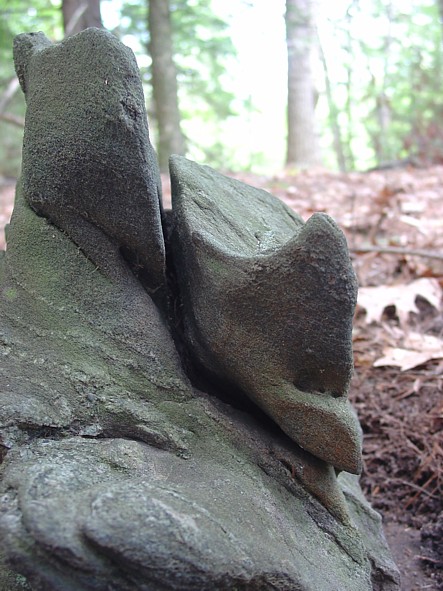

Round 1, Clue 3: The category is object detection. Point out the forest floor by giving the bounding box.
[1,164,443,590]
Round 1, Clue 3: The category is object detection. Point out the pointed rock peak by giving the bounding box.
[269,388,363,474]
[14,28,165,294]
[170,156,360,475]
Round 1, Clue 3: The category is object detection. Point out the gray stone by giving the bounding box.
[0,420,399,591]
[13,29,165,296]
[0,29,399,591]
[170,155,361,475]
[1,186,192,443]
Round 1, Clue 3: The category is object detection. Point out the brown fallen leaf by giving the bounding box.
[374,332,443,371]
[357,278,442,326]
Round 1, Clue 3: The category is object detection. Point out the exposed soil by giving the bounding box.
[2,164,443,590]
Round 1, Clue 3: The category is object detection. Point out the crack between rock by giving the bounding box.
[2,422,188,459]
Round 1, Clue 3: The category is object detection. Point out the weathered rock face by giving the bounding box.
[0,28,399,591]
[170,155,361,475]
[13,28,165,295]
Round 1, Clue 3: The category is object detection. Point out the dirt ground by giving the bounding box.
[1,164,442,590]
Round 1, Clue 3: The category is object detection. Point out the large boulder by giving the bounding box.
[0,28,399,591]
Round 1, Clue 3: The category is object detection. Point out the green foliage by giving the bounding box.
[0,0,238,175]
[3,0,442,174]
[0,0,63,177]
[386,2,443,162]
[0,0,63,68]
[320,0,443,169]
[173,0,239,165]
[114,0,238,166]
[171,0,236,120]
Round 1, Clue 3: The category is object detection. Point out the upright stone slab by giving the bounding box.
[14,28,165,293]
[170,155,361,475]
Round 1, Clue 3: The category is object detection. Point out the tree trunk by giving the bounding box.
[148,0,186,172]
[62,0,103,36]
[343,1,358,171]
[373,2,393,165]
[439,0,443,39]
[317,32,346,172]
[285,0,321,167]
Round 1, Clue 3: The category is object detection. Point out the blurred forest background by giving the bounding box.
[1,0,443,177]
[1,1,443,589]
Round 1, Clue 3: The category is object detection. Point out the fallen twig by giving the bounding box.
[351,245,443,261]
[390,477,440,499]
[417,555,443,566]
[404,474,437,510]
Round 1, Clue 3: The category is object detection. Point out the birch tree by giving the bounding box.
[285,0,321,167]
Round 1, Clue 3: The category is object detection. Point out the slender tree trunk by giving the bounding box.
[343,1,358,170]
[62,0,103,36]
[285,0,321,167]
[375,92,392,159]
[374,2,393,164]
[148,0,185,172]
[439,0,443,38]
[344,58,355,170]
[317,32,346,172]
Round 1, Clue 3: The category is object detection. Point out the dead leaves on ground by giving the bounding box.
[358,278,441,326]
[374,332,443,372]
[357,277,443,371]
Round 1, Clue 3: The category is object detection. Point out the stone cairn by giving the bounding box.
[0,29,400,591]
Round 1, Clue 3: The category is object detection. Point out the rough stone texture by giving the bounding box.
[170,155,361,475]
[0,429,399,591]
[0,28,399,591]
[1,185,192,448]
[13,28,165,296]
